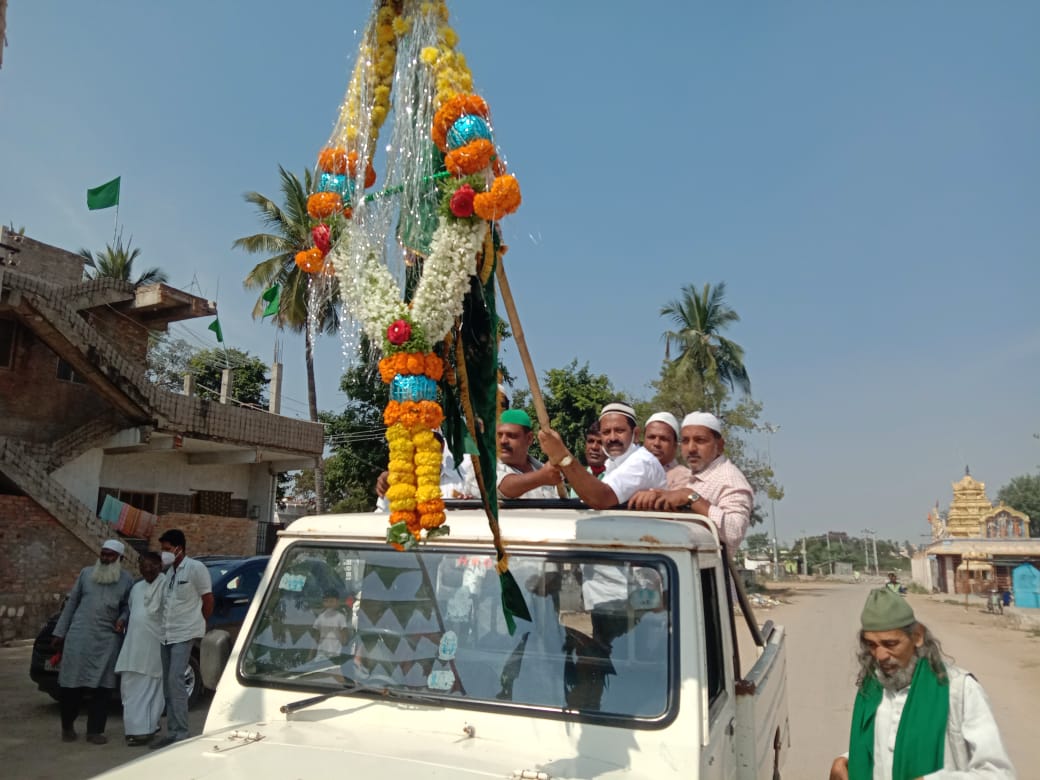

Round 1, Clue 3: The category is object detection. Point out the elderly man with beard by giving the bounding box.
[628,411,753,550]
[539,401,666,509]
[51,539,133,744]
[829,588,1015,779]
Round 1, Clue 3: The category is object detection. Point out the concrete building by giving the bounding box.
[0,229,324,640]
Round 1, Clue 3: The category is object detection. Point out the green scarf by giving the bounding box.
[847,658,949,780]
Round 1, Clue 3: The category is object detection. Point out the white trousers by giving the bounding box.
[120,671,164,736]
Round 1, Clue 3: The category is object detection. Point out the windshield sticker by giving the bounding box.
[278,573,307,592]
[427,669,455,691]
[438,630,458,661]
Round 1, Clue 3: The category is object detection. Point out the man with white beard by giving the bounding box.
[51,539,134,744]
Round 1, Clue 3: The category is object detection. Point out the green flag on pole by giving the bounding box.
[207,318,224,343]
[261,284,280,318]
[87,177,121,210]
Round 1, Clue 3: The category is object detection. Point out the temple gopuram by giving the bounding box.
[918,468,1037,599]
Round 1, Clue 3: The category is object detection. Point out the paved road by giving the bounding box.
[2,581,1035,778]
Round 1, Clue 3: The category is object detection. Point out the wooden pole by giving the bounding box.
[495,256,568,498]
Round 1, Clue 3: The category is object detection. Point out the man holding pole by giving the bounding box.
[538,401,665,509]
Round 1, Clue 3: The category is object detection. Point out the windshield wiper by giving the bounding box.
[281,678,444,714]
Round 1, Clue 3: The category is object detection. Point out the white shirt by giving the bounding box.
[871,669,1015,779]
[602,443,667,504]
[161,557,211,644]
[115,574,166,677]
[496,456,558,499]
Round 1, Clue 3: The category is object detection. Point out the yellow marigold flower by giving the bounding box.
[374,85,391,103]
[416,485,442,503]
[415,466,440,480]
[376,6,395,23]
[434,1,450,21]
[370,105,388,127]
[439,26,459,48]
[386,484,416,500]
[392,16,411,37]
[420,46,439,64]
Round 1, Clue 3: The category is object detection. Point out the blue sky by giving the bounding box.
[2,1,1038,545]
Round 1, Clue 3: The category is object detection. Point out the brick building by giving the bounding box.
[0,229,324,640]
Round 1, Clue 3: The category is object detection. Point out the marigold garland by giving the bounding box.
[473,174,522,221]
[445,139,495,176]
[433,94,489,152]
[378,352,444,383]
[307,192,342,219]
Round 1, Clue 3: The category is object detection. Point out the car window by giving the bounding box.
[224,567,264,599]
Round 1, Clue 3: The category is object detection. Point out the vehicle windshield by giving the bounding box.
[239,544,674,722]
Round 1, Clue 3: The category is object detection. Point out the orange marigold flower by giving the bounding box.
[432,94,490,152]
[346,151,378,188]
[307,192,342,219]
[425,354,444,381]
[318,147,349,174]
[420,511,446,529]
[378,357,397,384]
[390,510,415,526]
[405,354,425,375]
[473,175,522,221]
[445,139,495,176]
[294,248,325,274]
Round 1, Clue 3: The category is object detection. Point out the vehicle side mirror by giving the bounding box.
[201,629,232,689]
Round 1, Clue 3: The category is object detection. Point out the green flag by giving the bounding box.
[87,177,121,210]
[261,284,280,318]
[208,317,224,343]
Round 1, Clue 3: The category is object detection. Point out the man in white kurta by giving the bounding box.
[829,588,1015,779]
[115,551,166,744]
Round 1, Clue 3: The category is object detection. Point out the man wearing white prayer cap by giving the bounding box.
[629,410,754,550]
[51,539,133,744]
[538,400,666,509]
[643,412,692,490]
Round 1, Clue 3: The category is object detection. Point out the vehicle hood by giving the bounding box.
[93,717,634,779]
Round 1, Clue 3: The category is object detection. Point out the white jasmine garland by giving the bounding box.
[411,219,487,341]
[333,215,487,347]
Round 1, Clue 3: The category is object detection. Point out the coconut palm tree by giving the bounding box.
[78,239,168,287]
[660,282,751,403]
[234,165,340,513]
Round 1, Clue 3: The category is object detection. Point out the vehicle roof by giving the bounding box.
[282,509,721,552]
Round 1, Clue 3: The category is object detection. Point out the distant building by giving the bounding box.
[0,229,323,640]
[917,467,1038,599]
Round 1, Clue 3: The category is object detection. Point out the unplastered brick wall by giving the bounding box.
[152,514,256,557]
[0,495,96,642]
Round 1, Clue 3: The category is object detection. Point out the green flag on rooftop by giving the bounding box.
[261,284,280,318]
[87,177,121,210]
[208,318,224,343]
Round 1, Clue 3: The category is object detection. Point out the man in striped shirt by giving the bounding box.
[628,411,753,550]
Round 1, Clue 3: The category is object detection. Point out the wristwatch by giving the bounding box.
[685,492,701,509]
[556,455,574,468]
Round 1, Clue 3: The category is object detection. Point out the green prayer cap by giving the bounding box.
[860,587,916,631]
[500,409,532,429]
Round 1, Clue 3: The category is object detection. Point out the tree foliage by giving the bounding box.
[513,360,621,462]
[235,165,342,512]
[311,337,388,512]
[997,473,1040,537]
[79,238,168,287]
[660,281,750,409]
[146,335,269,408]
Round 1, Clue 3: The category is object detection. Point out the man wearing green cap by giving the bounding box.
[488,409,562,499]
[829,588,1014,779]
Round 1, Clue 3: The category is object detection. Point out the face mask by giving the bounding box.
[160,551,176,569]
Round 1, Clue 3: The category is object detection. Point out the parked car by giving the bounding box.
[30,555,270,707]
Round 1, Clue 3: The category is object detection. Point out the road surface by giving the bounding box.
[0,580,1034,778]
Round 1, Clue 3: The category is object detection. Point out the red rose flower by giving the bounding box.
[387,319,412,345]
[449,184,476,218]
[311,224,331,255]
